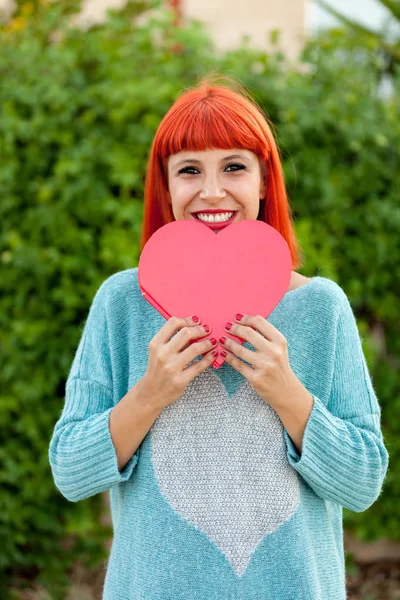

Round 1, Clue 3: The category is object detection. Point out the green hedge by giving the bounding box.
[0,1,399,596]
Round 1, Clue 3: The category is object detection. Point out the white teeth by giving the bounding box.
[196,212,234,223]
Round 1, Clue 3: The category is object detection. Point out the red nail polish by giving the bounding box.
[212,350,218,357]
[220,350,227,358]
[236,313,243,321]
[204,324,211,333]
[225,322,233,331]
[210,337,217,345]
[219,336,226,345]
[192,315,199,323]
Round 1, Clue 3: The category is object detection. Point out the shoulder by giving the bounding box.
[303,275,357,332]
[101,267,139,290]
[312,275,351,306]
[291,272,346,301]
[287,275,360,358]
[288,271,311,291]
[94,267,140,306]
[288,272,353,325]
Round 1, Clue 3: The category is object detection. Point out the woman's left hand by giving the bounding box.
[219,314,301,410]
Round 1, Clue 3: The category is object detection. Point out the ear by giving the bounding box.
[258,159,267,199]
[259,174,267,199]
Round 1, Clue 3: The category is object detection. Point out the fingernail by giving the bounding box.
[225,322,233,331]
[235,313,243,321]
[219,336,226,345]
[210,337,217,345]
[192,315,199,323]
[204,324,211,333]
[220,350,227,358]
[212,350,218,357]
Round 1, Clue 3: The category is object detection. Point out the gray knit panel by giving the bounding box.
[150,369,300,577]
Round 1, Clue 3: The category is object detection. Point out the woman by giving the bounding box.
[49,75,389,599]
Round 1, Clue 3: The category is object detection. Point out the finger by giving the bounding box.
[219,336,260,367]
[180,327,214,352]
[224,320,272,351]
[154,315,202,346]
[234,314,284,344]
[168,324,211,354]
[182,347,219,382]
[179,335,217,367]
[220,348,255,378]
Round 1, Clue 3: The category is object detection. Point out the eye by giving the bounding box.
[225,163,245,172]
[178,166,199,175]
[177,163,245,175]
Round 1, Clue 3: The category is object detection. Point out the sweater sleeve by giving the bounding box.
[283,292,389,512]
[48,280,139,502]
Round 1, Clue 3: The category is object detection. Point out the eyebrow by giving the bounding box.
[172,153,250,168]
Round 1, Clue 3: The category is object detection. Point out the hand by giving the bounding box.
[219,314,301,410]
[141,316,218,412]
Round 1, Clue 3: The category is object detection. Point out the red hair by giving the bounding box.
[141,74,303,269]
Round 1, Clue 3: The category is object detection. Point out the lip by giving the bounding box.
[191,211,238,231]
[192,209,237,215]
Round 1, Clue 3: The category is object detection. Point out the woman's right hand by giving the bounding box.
[138,316,218,412]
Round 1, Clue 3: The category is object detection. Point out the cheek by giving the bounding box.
[237,181,262,217]
[233,180,260,200]
[169,184,193,216]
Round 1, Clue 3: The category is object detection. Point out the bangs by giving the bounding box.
[157,98,266,160]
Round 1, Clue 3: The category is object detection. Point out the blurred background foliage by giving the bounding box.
[0,0,399,597]
[316,0,400,73]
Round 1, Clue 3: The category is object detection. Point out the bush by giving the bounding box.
[0,1,398,595]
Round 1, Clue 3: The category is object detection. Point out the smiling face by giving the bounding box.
[167,148,266,231]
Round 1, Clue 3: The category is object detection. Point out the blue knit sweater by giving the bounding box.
[49,268,389,600]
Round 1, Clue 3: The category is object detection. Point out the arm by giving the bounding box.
[282,293,389,512]
[48,280,143,502]
[273,381,314,454]
[110,378,162,472]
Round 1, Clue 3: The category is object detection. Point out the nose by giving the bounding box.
[199,173,226,202]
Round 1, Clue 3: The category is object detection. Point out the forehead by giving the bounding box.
[168,148,257,167]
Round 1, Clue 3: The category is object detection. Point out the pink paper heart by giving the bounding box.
[138,219,292,368]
